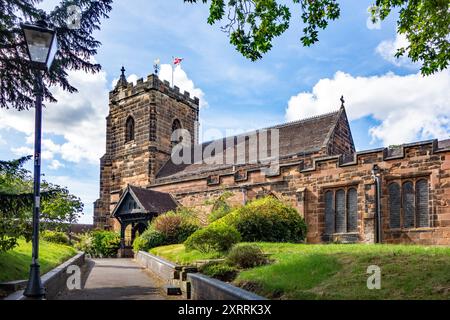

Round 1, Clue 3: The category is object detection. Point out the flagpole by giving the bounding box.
[171,56,174,87]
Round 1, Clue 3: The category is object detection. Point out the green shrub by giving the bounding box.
[77,231,120,258]
[207,191,234,223]
[199,262,238,282]
[218,196,307,243]
[74,232,94,255]
[41,230,70,245]
[226,244,268,268]
[185,224,241,253]
[152,208,199,243]
[132,227,167,252]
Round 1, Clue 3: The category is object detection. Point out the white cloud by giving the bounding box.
[45,175,98,224]
[285,70,450,147]
[11,146,33,157]
[376,33,419,68]
[0,69,109,164]
[0,134,6,146]
[159,64,208,108]
[48,159,64,170]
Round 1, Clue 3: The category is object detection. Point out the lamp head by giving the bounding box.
[21,21,57,70]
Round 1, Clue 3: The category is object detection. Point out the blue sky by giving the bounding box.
[0,0,449,224]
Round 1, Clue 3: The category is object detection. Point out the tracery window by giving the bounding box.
[388,178,429,229]
[324,187,358,234]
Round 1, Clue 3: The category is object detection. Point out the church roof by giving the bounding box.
[129,185,178,213]
[156,108,343,181]
[112,185,178,217]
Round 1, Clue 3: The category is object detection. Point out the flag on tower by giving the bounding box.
[173,57,183,66]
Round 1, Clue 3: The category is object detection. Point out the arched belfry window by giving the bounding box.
[171,119,182,144]
[125,116,135,143]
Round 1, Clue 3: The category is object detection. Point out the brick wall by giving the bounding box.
[150,141,450,245]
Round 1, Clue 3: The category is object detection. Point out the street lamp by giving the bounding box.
[21,20,57,299]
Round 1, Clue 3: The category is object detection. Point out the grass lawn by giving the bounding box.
[150,244,222,264]
[150,243,450,300]
[0,239,77,283]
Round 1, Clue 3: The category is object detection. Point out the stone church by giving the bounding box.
[93,69,450,246]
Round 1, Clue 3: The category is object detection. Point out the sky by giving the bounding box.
[0,0,449,224]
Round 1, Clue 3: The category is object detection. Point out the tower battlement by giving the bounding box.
[110,73,200,109]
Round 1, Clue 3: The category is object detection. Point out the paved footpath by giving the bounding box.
[56,258,177,300]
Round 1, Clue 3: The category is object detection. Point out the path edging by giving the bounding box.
[4,252,85,300]
[135,250,266,300]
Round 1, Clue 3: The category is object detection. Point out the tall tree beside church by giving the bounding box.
[0,0,112,110]
[185,0,449,75]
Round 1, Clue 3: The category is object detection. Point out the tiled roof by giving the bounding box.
[129,185,178,213]
[156,109,342,180]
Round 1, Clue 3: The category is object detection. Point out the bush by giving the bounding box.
[41,230,70,245]
[75,232,94,256]
[219,196,307,243]
[75,231,121,258]
[185,224,241,253]
[152,208,199,243]
[226,244,268,268]
[199,262,238,282]
[133,227,167,252]
[92,231,121,257]
[207,191,234,223]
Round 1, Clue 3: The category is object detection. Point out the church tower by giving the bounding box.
[93,67,199,230]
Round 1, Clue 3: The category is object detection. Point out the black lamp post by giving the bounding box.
[21,20,57,299]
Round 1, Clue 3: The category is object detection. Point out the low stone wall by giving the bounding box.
[187,273,267,300]
[135,251,266,300]
[135,251,181,282]
[4,252,85,300]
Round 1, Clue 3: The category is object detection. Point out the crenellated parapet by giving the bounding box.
[109,73,200,110]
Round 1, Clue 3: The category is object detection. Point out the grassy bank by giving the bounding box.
[150,243,450,300]
[0,239,77,283]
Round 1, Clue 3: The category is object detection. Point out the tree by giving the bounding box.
[186,0,450,75]
[41,182,84,232]
[0,156,34,251]
[0,156,84,251]
[0,0,112,111]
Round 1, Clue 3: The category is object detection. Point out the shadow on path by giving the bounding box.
[56,258,173,300]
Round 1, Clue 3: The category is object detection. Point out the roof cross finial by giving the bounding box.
[340,95,345,108]
[116,66,128,88]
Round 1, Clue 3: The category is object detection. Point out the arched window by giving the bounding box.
[416,179,429,227]
[347,188,358,232]
[388,183,401,228]
[324,190,334,235]
[171,119,182,144]
[402,181,415,228]
[335,189,346,233]
[125,116,135,143]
